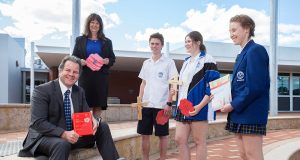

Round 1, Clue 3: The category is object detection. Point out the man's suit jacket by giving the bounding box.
[18,79,90,157]
[229,40,270,125]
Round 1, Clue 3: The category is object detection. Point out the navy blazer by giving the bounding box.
[18,80,90,157]
[229,40,270,125]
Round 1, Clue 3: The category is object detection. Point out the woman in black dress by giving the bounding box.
[72,13,115,116]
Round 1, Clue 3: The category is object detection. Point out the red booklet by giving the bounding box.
[72,112,93,136]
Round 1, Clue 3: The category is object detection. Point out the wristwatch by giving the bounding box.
[166,102,172,107]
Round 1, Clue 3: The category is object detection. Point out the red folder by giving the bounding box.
[156,110,169,125]
[86,54,104,71]
[72,112,93,136]
[179,99,194,116]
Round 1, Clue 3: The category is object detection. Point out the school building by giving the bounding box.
[0,33,299,111]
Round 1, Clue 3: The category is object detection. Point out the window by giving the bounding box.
[278,74,290,95]
[25,79,47,103]
[292,74,300,95]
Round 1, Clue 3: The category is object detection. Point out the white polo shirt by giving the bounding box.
[138,55,178,109]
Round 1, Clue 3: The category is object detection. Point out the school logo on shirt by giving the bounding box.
[158,72,164,78]
[237,71,244,81]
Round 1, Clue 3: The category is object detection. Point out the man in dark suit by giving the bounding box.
[18,55,124,160]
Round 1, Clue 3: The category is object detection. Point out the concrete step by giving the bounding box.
[107,97,120,104]
[1,147,102,160]
[264,137,300,160]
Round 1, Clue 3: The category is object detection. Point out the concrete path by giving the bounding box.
[149,129,300,160]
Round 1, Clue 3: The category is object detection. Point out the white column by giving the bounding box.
[290,72,293,111]
[30,42,35,100]
[269,0,278,116]
[71,0,80,54]
[165,42,170,57]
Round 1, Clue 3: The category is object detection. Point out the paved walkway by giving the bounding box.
[1,112,300,159]
[149,129,300,160]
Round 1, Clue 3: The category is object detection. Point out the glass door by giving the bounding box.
[292,73,300,111]
[278,73,290,111]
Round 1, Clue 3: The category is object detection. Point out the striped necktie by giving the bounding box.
[64,90,72,131]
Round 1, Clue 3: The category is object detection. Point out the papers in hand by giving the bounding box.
[72,112,93,136]
[209,74,232,111]
[86,54,104,71]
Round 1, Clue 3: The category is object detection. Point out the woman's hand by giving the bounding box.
[209,94,214,101]
[189,105,201,116]
[103,58,109,65]
[188,95,210,116]
[220,103,233,113]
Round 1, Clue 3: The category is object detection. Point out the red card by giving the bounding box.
[72,112,93,136]
[179,99,194,116]
[86,54,104,71]
[156,110,169,125]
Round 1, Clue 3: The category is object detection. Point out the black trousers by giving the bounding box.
[36,122,119,160]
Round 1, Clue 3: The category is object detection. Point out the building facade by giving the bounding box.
[0,34,25,103]
[2,34,299,110]
[34,41,300,111]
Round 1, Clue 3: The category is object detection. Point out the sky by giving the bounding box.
[0,0,300,57]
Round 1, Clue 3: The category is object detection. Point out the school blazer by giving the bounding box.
[229,40,270,125]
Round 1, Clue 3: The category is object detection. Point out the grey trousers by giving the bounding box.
[36,122,119,160]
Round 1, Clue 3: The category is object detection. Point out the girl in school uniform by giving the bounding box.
[221,14,270,160]
[174,31,220,160]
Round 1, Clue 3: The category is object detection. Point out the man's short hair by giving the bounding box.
[58,55,82,74]
[149,32,164,46]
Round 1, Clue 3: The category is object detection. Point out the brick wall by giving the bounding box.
[108,70,140,104]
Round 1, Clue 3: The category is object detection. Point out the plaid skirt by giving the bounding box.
[173,107,195,122]
[225,121,266,136]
